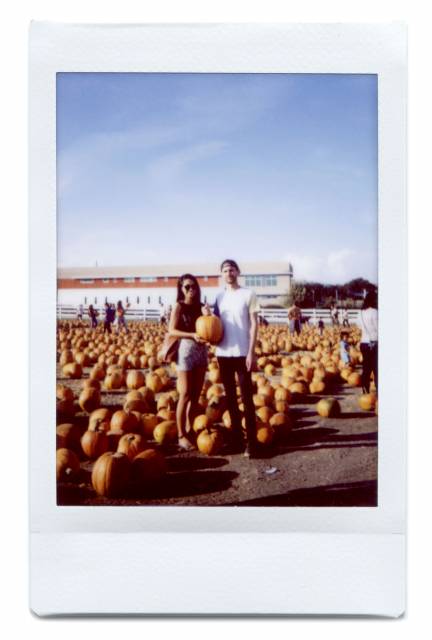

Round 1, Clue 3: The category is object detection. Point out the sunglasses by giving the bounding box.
[183,284,196,291]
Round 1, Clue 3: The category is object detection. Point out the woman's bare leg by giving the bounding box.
[176,370,194,447]
[187,365,207,433]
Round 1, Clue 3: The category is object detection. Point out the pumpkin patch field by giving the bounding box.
[56,320,378,507]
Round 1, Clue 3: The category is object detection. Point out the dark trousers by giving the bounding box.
[103,321,112,334]
[218,356,257,446]
[360,342,378,393]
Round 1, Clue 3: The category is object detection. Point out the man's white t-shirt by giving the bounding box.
[214,287,260,357]
[359,308,378,343]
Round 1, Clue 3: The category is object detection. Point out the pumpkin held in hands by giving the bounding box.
[195,316,223,345]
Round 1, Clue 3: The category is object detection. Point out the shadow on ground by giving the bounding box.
[229,480,377,507]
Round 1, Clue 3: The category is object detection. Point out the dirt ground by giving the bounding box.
[57,364,378,508]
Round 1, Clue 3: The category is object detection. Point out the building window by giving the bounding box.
[102,278,110,284]
[245,275,277,288]
[140,277,157,282]
[124,278,135,283]
[79,279,94,284]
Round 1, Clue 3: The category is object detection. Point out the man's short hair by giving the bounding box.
[220,259,240,272]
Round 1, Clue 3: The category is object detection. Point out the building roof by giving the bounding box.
[58,262,294,279]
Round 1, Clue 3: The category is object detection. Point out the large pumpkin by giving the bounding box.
[256,424,275,445]
[117,433,147,460]
[91,452,131,497]
[110,410,141,434]
[62,362,83,379]
[195,316,223,345]
[141,413,160,439]
[153,420,178,445]
[56,448,81,481]
[358,393,377,412]
[88,408,112,431]
[316,398,341,418]
[126,370,145,390]
[56,423,83,453]
[78,387,101,413]
[196,427,223,455]
[80,428,110,459]
[193,414,212,433]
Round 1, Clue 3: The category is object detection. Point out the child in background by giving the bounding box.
[318,319,325,336]
[340,331,351,366]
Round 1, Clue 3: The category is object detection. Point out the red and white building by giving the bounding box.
[57,261,293,309]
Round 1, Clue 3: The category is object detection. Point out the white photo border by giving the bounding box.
[29,22,406,616]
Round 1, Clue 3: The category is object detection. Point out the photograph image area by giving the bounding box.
[56,72,378,507]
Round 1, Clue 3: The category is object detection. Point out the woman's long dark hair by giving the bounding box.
[176,273,202,314]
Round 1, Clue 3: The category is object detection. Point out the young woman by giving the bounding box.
[88,304,99,329]
[359,291,378,394]
[115,301,129,334]
[168,274,210,450]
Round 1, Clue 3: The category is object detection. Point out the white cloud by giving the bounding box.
[283,248,376,284]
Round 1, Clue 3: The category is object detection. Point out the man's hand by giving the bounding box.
[246,352,255,372]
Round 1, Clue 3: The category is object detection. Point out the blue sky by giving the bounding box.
[57,73,377,284]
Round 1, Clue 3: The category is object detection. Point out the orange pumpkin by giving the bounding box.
[126,370,145,390]
[153,420,178,445]
[78,387,101,413]
[110,410,140,434]
[196,427,224,455]
[195,316,223,345]
[256,424,275,445]
[62,362,83,379]
[56,423,83,452]
[56,448,81,481]
[88,408,112,431]
[193,414,212,433]
[91,452,131,497]
[316,398,341,418]
[117,433,147,460]
[358,393,377,411]
[81,428,109,459]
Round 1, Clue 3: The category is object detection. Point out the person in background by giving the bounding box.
[330,305,339,326]
[339,331,351,366]
[214,259,260,458]
[287,303,302,335]
[88,304,99,329]
[103,302,114,334]
[116,301,129,334]
[318,318,325,336]
[77,303,84,321]
[342,308,350,327]
[168,274,211,451]
[359,291,378,394]
[159,301,167,326]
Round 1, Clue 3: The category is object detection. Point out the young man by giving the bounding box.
[214,259,260,458]
[287,303,302,335]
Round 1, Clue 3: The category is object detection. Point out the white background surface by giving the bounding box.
[0,0,429,636]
